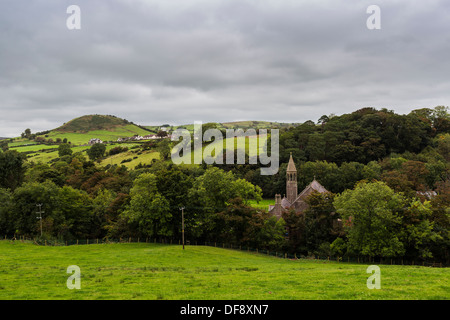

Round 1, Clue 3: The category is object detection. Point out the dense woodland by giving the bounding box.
[0,107,449,263]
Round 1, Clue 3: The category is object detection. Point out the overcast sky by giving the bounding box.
[0,0,449,137]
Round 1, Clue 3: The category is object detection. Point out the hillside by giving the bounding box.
[145,120,297,133]
[26,115,152,145]
[56,114,130,133]
[6,114,161,168]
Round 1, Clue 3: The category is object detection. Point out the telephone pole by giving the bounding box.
[180,207,185,250]
[36,204,44,237]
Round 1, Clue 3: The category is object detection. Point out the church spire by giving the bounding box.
[286,153,297,204]
[286,152,296,172]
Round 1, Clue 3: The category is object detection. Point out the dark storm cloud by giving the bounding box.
[0,0,449,136]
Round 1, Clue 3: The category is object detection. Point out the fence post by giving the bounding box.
[77,239,79,245]
[87,239,89,245]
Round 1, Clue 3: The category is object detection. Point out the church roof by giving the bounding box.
[286,153,296,172]
[281,197,291,208]
[308,179,328,193]
[295,179,328,202]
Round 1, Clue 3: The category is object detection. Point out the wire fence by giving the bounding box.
[3,235,448,268]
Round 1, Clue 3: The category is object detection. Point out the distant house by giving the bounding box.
[416,191,437,199]
[89,138,103,145]
[143,134,159,140]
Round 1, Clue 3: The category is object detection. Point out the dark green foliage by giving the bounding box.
[87,143,106,161]
[0,150,26,191]
[58,143,73,157]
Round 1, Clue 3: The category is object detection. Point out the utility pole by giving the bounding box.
[180,207,185,250]
[36,204,44,237]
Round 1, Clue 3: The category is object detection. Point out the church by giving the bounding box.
[268,153,329,218]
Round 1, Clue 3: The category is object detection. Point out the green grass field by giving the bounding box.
[38,125,151,145]
[248,199,274,211]
[0,241,448,300]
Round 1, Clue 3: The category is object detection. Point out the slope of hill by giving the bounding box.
[56,114,130,133]
[146,120,297,133]
[7,115,161,168]
[37,114,152,145]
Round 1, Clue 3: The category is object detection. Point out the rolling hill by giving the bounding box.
[38,114,153,145]
[7,115,295,169]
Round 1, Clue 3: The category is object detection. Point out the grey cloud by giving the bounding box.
[0,0,449,136]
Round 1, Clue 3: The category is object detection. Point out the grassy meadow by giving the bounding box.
[248,199,274,211]
[0,241,448,300]
[38,125,151,145]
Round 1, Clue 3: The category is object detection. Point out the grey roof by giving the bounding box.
[281,197,291,208]
[295,179,328,202]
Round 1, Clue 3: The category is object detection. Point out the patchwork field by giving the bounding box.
[0,241,448,300]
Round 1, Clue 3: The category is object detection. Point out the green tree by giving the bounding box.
[52,186,94,239]
[87,143,106,161]
[187,167,262,240]
[256,216,287,251]
[58,143,73,157]
[0,188,14,235]
[0,140,8,152]
[0,150,26,191]
[303,191,338,255]
[215,197,262,245]
[333,181,405,259]
[282,208,306,254]
[124,173,171,238]
[400,199,441,260]
[12,180,59,236]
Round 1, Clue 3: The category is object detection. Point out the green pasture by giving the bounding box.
[37,125,151,145]
[0,241,448,300]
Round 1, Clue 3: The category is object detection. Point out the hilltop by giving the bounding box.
[33,114,153,145]
[56,114,133,133]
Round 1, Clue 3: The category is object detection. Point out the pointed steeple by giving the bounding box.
[286,153,298,204]
[286,152,296,172]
